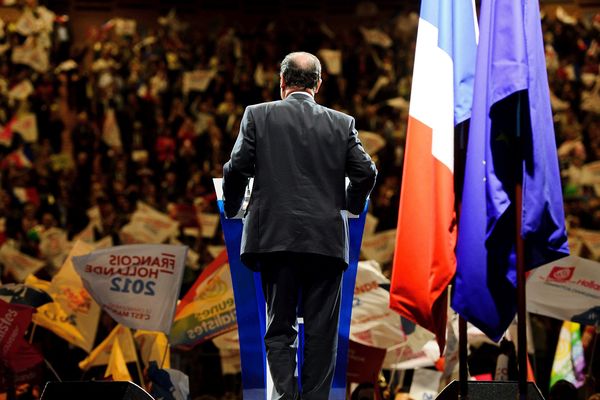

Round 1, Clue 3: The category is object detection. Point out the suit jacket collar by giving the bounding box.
[286,91,316,103]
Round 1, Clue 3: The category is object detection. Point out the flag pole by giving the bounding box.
[514,91,528,399]
[455,120,470,400]
[515,178,528,398]
[458,317,469,398]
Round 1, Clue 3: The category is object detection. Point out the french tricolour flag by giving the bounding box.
[389,0,477,352]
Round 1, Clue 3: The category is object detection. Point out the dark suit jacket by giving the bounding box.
[223,92,377,270]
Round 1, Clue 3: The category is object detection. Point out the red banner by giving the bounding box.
[346,340,386,384]
[0,300,42,372]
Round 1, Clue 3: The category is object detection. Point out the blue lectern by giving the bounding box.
[214,179,367,400]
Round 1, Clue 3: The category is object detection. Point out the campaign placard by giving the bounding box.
[361,229,397,264]
[527,255,600,325]
[170,252,236,348]
[0,244,45,282]
[72,244,187,333]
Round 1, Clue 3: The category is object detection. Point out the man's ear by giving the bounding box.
[315,78,322,94]
[280,74,286,90]
[279,75,287,99]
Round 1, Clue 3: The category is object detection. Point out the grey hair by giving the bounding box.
[280,52,322,90]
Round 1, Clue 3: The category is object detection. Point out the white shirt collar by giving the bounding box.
[289,91,313,98]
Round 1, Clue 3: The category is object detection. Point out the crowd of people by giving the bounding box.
[544,10,600,237]
[0,1,598,399]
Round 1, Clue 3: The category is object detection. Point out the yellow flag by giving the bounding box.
[26,275,86,344]
[134,330,170,369]
[104,339,132,381]
[27,240,101,352]
[79,325,138,370]
[550,321,586,388]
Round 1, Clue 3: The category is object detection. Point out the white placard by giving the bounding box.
[73,244,187,333]
[361,229,397,264]
[409,368,442,400]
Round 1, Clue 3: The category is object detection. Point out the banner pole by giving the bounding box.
[28,322,37,344]
[135,354,145,386]
[160,341,170,369]
[44,358,63,382]
[132,331,145,386]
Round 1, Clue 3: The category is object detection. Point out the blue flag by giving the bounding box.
[451,0,569,341]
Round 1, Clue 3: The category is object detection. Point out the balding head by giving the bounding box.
[280,52,322,91]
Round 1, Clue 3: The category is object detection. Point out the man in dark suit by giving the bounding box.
[223,51,376,400]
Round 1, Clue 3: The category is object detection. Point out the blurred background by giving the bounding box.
[0,0,599,399]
